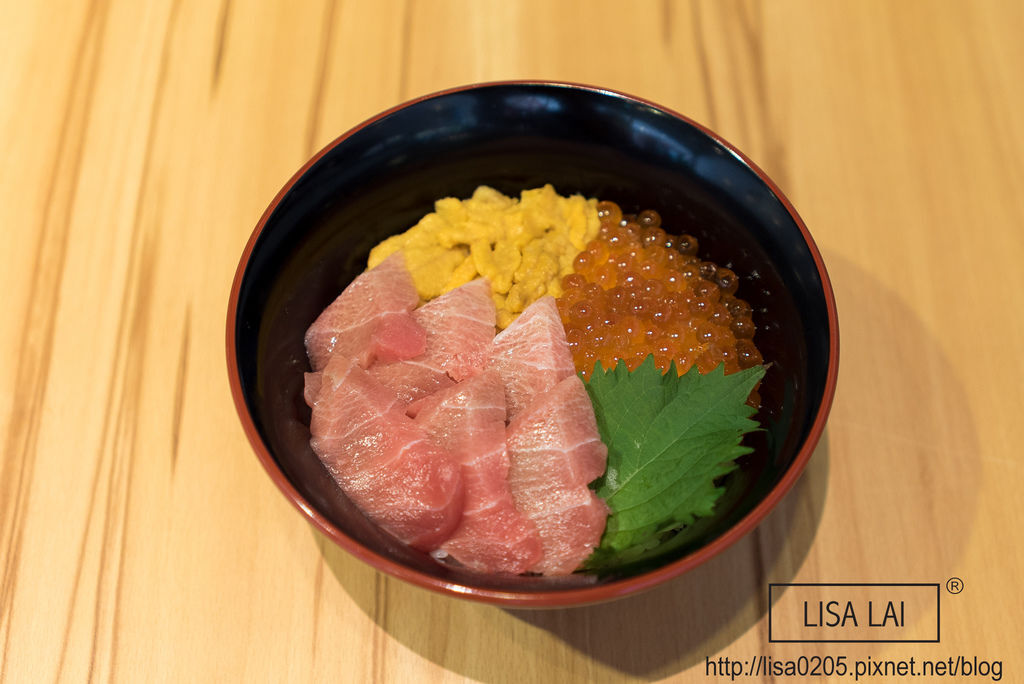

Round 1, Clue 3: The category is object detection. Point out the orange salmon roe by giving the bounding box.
[557,201,764,384]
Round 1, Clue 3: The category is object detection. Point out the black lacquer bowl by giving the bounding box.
[227,82,839,607]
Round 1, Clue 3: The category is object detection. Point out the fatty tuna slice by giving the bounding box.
[490,296,574,420]
[416,278,496,381]
[371,278,496,406]
[308,353,463,550]
[368,360,455,409]
[506,374,609,575]
[303,372,322,408]
[304,251,425,371]
[414,370,543,574]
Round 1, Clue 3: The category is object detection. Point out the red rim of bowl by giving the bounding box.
[226,79,840,608]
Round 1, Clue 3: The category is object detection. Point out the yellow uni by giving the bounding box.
[367,184,600,328]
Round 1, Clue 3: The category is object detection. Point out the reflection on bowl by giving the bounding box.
[226,81,838,607]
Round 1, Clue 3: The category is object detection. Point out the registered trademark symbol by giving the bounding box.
[946,577,964,594]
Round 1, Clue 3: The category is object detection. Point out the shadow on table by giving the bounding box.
[318,440,827,682]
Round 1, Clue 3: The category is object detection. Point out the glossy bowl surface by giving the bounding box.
[227,81,838,607]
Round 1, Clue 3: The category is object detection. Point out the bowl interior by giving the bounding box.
[231,83,833,600]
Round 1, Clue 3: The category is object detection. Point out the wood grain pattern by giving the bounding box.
[2,0,1022,681]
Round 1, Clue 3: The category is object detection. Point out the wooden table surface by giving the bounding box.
[3,1,1022,682]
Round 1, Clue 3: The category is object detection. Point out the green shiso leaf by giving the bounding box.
[582,355,765,570]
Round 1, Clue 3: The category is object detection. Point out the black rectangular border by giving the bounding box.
[767,583,941,643]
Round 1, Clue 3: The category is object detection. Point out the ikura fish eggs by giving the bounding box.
[556,201,763,387]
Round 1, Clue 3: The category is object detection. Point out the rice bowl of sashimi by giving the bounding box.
[227,81,838,607]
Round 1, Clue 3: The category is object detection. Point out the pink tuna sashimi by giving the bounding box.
[303,372,322,408]
[370,278,496,406]
[506,374,609,575]
[416,278,496,381]
[414,370,543,574]
[490,296,574,420]
[369,359,455,408]
[304,252,425,371]
[308,353,463,550]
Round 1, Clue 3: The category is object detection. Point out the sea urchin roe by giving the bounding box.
[367,185,601,329]
[557,201,764,382]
